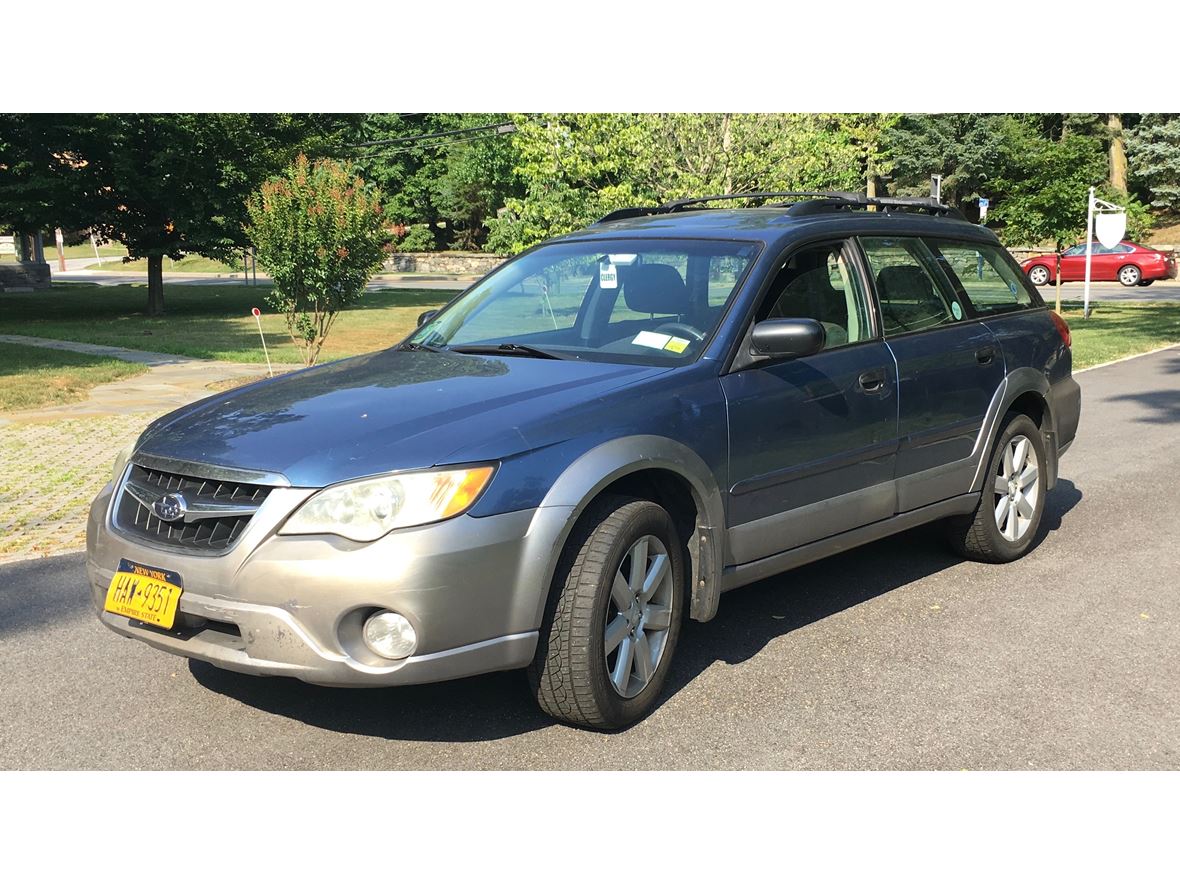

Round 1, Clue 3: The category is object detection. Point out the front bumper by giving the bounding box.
[87,480,574,687]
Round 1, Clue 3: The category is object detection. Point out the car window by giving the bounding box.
[1114,243,1134,254]
[756,242,872,350]
[926,240,1035,316]
[412,238,759,366]
[859,237,966,336]
[1062,244,1087,257]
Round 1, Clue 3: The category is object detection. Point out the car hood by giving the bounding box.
[135,349,669,487]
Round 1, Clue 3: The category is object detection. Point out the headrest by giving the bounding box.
[877,265,934,301]
[622,264,689,314]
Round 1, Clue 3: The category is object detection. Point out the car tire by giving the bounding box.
[529,495,685,730]
[1027,265,1051,286]
[945,413,1048,564]
[1137,279,1154,287]
[1118,265,1142,287]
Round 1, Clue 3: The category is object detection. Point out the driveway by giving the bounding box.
[1,348,1178,769]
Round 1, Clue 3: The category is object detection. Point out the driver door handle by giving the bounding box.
[858,368,887,394]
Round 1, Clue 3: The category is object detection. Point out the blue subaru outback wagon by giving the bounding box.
[88,192,1081,729]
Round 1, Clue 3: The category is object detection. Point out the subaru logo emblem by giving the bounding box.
[153,492,187,523]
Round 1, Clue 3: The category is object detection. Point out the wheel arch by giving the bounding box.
[970,370,1059,494]
[528,435,727,626]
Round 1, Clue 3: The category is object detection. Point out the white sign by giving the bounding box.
[1095,212,1127,249]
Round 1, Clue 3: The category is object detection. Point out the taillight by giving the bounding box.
[1050,311,1071,348]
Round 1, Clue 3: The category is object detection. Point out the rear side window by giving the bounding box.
[926,240,1035,316]
[859,237,966,336]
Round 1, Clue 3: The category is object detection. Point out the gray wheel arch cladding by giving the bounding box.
[970,369,1059,494]
[524,435,727,627]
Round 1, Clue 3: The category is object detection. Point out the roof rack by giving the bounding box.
[594,191,964,224]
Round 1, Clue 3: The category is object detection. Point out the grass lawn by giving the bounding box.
[0,283,448,365]
[0,284,1175,373]
[0,342,148,412]
[1058,301,1180,369]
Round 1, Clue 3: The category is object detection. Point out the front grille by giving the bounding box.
[115,463,273,553]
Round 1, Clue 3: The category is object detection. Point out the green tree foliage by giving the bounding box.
[246,155,390,366]
[486,113,868,253]
[0,112,351,315]
[350,113,523,251]
[885,114,1009,211]
[1126,114,1180,214]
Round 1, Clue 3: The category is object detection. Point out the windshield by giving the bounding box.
[409,238,760,365]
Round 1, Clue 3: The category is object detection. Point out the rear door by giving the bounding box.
[721,239,899,564]
[859,236,1005,512]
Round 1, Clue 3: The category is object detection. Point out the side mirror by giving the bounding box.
[417,309,439,327]
[750,318,826,359]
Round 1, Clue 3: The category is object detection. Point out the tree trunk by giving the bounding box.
[1108,113,1128,195]
[720,113,733,194]
[147,254,165,316]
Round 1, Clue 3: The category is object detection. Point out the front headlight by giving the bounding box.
[279,465,495,542]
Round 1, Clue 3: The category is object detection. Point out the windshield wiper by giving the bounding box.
[448,343,567,360]
[396,341,442,353]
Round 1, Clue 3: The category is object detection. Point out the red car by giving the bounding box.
[1022,240,1177,287]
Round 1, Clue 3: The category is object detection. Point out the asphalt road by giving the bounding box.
[2,348,1178,769]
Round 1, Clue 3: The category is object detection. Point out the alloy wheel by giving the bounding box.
[604,534,674,698]
[1029,266,1049,285]
[1119,265,1140,286]
[993,434,1040,542]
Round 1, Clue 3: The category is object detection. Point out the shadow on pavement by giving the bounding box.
[191,481,1084,742]
[0,553,92,638]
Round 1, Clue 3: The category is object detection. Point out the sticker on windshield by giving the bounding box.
[951,301,964,320]
[599,260,618,289]
[633,331,671,349]
[664,337,690,354]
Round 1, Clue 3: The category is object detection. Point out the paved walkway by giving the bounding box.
[0,334,297,424]
[0,336,298,560]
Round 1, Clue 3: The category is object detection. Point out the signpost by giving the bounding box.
[1083,186,1127,319]
[978,197,989,224]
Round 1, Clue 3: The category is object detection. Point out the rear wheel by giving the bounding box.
[1118,264,1142,287]
[1027,265,1051,286]
[529,496,685,730]
[945,413,1048,563]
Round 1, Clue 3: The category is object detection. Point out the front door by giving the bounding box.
[722,240,899,565]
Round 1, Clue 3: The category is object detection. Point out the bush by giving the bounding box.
[246,155,390,366]
[396,225,436,252]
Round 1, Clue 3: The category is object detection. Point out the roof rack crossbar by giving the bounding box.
[594,191,965,224]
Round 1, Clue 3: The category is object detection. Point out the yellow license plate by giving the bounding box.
[104,558,184,630]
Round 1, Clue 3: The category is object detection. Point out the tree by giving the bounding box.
[246,155,390,366]
[1126,114,1180,214]
[1108,113,1129,195]
[486,113,866,253]
[884,114,1010,213]
[0,113,351,315]
[990,117,1150,249]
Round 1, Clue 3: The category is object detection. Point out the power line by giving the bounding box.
[350,129,513,160]
[349,120,516,150]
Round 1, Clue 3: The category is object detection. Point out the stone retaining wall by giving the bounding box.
[384,252,505,276]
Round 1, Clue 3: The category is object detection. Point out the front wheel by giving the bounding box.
[1027,265,1051,286]
[945,413,1048,563]
[529,496,685,729]
[1118,264,1142,287]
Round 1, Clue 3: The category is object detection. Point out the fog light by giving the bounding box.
[362,611,417,660]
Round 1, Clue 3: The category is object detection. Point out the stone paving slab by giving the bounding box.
[0,336,302,560]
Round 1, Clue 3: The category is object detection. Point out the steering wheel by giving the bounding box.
[653,322,706,342]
